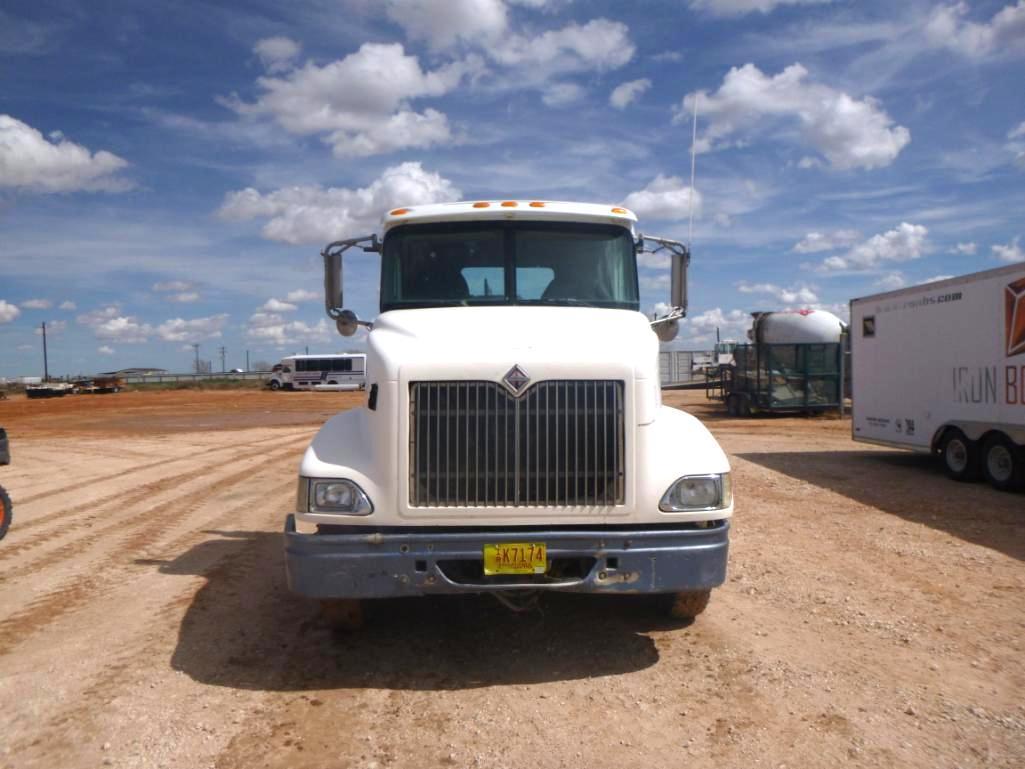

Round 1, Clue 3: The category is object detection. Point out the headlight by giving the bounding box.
[659,473,732,512]
[307,478,373,515]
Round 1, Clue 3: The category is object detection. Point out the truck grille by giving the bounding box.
[409,380,625,507]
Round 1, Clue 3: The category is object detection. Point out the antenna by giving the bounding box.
[687,93,699,252]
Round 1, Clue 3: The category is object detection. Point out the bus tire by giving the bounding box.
[939,428,978,482]
[269,380,281,391]
[0,486,11,541]
[655,589,711,620]
[981,434,1025,492]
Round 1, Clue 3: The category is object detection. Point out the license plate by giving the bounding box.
[483,542,547,575]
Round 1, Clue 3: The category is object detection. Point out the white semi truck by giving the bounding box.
[284,200,733,625]
[851,264,1025,492]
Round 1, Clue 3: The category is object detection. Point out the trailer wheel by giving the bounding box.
[319,599,364,631]
[981,434,1024,492]
[655,589,711,620]
[737,396,753,418]
[939,428,978,482]
[0,486,11,541]
[726,395,738,416]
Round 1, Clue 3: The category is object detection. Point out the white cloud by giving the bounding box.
[218,162,461,244]
[262,298,298,312]
[246,311,331,347]
[793,229,861,253]
[684,307,750,341]
[93,317,151,343]
[386,0,508,50]
[168,292,200,303]
[992,236,1024,263]
[152,280,196,292]
[924,2,1025,58]
[34,319,67,335]
[1010,120,1025,139]
[819,222,929,271]
[651,51,683,63]
[157,314,229,343]
[951,241,977,255]
[622,174,702,221]
[0,300,21,323]
[640,273,670,291]
[688,0,833,17]
[541,82,585,106]
[286,289,319,302]
[58,300,76,310]
[922,274,954,284]
[873,272,907,291]
[0,114,131,193]
[681,63,910,170]
[226,43,479,157]
[253,36,301,73]
[609,78,651,109]
[737,281,819,304]
[21,298,52,309]
[487,18,634,76]
[98,345,115,355]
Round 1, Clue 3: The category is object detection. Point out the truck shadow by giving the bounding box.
[143,530,674,692]
[737,450,1024,561]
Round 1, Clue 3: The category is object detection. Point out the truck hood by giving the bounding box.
[366,306,659,382]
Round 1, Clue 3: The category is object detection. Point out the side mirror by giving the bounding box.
[320,235,380,335]
[654,318,679,343]
[671,247,688,314]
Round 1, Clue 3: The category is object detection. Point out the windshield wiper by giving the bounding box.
[528,297,599,308]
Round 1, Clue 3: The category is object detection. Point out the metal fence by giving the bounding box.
[119,371,272,384]
[659,350,716,388]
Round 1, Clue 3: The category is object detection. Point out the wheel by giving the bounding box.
[328,380,338,385]
[269,380,281,391]
[319,599,363,631]
[939,428,978,482]
[0,485,11,541]
[655,589,711,620]
[980,434,1024,492]
[737,396,753,418]
[726,395,738,416]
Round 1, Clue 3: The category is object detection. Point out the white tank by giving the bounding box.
[748,309,846,345]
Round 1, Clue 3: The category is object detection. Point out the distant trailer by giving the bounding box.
[659,350,716,388]
[25,383,73,399]
[851,264,1025,492]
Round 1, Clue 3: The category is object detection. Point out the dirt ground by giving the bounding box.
[0,388,1022,769]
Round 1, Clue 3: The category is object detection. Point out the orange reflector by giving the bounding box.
[472,201,490,208]
[501,201,518,207]
[529,201,545,208]
[611,207,628,214]
[389,208,410,215]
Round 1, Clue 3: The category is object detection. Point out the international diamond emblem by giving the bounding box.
[502,364,530,394]
[1006,277,1025,358]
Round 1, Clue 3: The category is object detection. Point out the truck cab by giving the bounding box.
[284,200,732,623]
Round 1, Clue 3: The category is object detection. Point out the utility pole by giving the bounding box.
[305,345,309,355]
[41,322,49,381]
[191,343,200,374]
[245,349,250,372]
[218,346,226,373]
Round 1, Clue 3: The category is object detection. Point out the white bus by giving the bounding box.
[268,354,366,391]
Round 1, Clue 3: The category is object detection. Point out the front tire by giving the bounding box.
[0,486,12,541]
[269,380,281,391]
[655,589,711,620]
[939,428,978,482]
[981,434,1024,492]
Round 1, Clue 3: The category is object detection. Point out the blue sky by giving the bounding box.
[1,0,1023,377]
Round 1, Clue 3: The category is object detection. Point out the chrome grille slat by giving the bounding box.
[409,380,625,507]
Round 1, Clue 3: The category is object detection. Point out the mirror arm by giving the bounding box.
[321,234,380,323]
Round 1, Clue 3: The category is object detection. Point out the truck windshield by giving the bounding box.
[380,221,639,312]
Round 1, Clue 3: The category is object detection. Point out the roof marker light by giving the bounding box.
[611,207,628,214]
[501,201,517,207]
[529,201,545,208]
[472,201,491,208]
[389,208,410,215]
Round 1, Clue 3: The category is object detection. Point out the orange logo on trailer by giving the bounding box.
[1007,277,1025,358]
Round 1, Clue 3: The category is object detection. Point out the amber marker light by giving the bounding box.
[500,201,518,207]
[529,201,545,208]
[389,208,410,215]
[611,207,628,214]
[472,201,491,208]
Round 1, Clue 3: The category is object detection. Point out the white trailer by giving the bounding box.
[284,200,734,626]
[850,264,1025,491]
